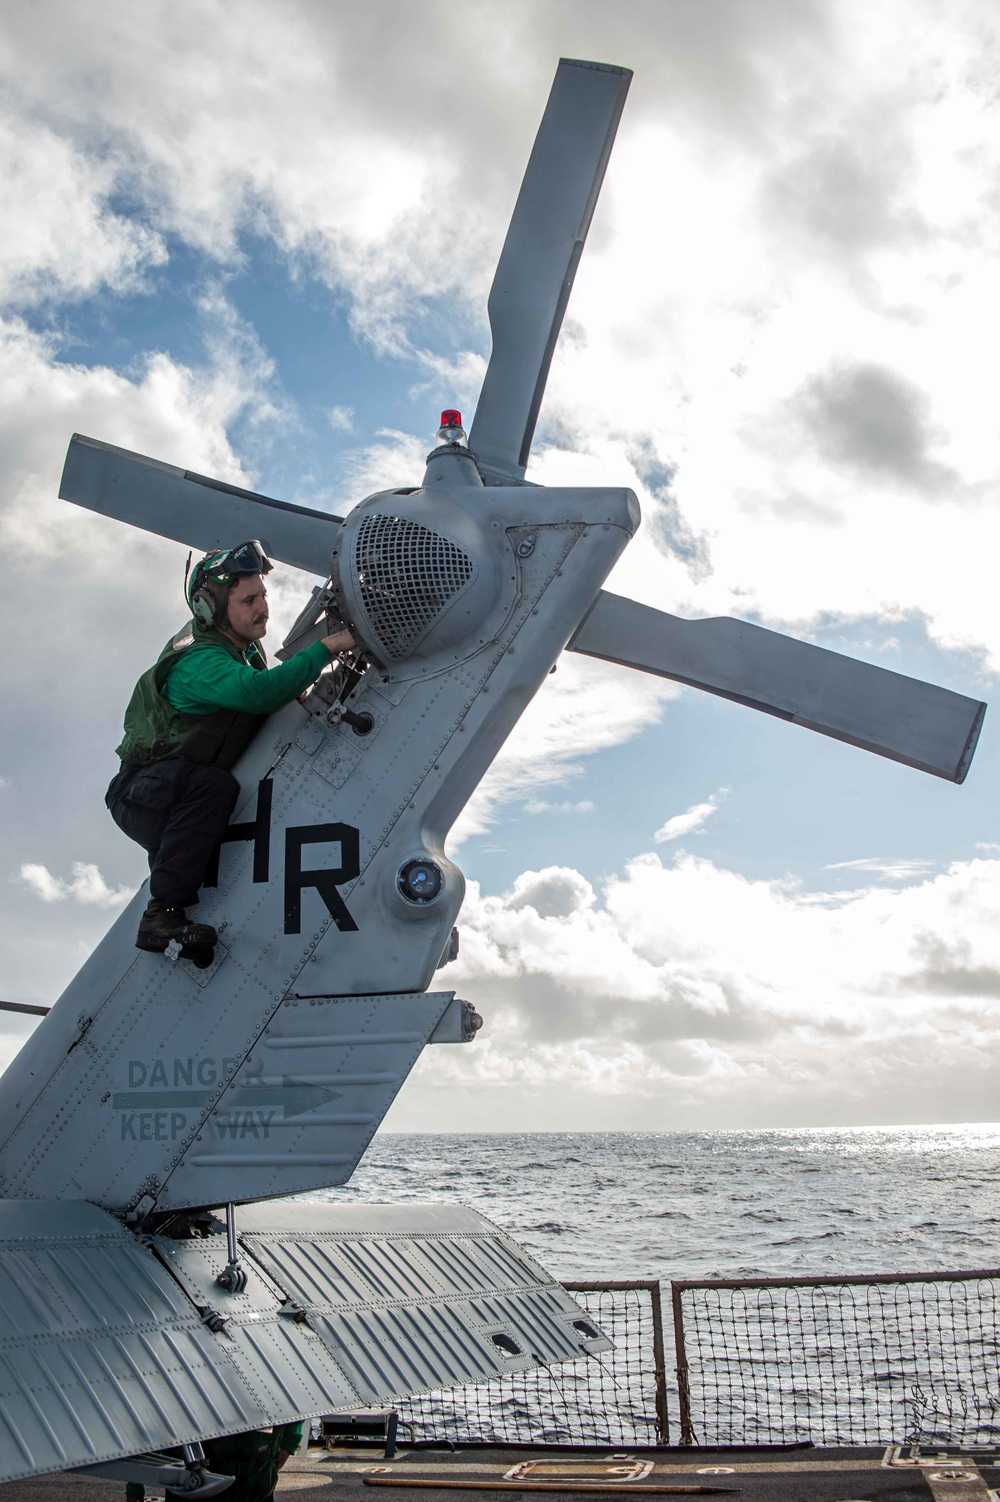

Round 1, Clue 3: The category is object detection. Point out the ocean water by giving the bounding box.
[317,1125,1000,1282]
[313,1127,1000,1445]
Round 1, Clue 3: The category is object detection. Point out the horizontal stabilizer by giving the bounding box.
[568,591,986,783]
[59,434,340,576]
[0,981,469,1211]
[0,1199,607,1484]
[469,59,631,482]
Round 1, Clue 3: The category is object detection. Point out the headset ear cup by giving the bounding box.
[192,589,216,628]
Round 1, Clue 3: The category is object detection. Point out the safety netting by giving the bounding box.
[396,1281,668,1446]
[672,1271,1000,1447]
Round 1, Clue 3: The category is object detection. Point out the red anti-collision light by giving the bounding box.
[440,409,462,426]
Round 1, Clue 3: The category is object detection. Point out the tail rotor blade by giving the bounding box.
[59,434,342,576]
[469,58,632,484]
[568,591,986,784]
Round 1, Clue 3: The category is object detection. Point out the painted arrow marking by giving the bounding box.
[220,1079,344,1117]
[112,1076,342,1119]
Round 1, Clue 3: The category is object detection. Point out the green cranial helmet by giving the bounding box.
[186,540,274,628]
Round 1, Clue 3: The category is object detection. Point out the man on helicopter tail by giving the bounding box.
[105,540,353,964]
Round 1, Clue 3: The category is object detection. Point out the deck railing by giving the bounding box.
[389,1267,1000,1448]
[672,1268,1000,1447]
[396,1280,669,1447]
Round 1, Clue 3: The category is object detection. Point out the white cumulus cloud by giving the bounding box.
[451,653,676,844]
[655,795,721,843]
[0,113,166,306]
[398,850,1000,1129]
[17,861,132,908]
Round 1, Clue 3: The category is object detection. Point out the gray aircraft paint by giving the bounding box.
[0,58,985,1219]
[0,54,987,1487]
[0,1199,607,1485]
[0,482,636,1213]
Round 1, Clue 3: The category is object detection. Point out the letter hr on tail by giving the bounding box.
[203,777,361,934]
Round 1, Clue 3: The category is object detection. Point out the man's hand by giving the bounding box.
[276,1450,292,1470]
[322,629,356,655]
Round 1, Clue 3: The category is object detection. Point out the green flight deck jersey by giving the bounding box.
[116,623,332,771]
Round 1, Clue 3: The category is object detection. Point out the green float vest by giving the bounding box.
[116,622,266,770]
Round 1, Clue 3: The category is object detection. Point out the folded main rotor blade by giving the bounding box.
[60,434,341,576]
[569,591,986,783]
[469,58,632,484]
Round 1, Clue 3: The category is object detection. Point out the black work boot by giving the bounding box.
[136,901,217,964]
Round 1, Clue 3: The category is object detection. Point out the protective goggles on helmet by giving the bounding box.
[201,539,274,584]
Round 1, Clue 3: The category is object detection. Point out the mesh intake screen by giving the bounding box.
[354,513,474,661]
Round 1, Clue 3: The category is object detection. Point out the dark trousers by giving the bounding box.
[106,757,240,910]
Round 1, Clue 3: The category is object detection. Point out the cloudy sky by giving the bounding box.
[0,0,998,1131]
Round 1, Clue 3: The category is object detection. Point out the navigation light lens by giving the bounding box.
[398,859,443,904]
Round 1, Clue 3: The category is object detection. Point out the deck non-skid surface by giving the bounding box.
[0,1447,996,1502]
